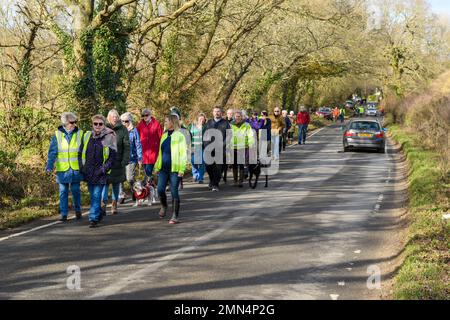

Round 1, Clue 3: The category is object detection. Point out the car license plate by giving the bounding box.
[358,133,372,137]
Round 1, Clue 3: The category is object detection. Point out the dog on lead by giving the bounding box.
[132,180,157,207]
[248,159,269,189]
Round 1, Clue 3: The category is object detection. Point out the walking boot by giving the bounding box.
[159,193,168,218]
[101,201,107,217]
[111,200,118,215]
[169,199,180,224]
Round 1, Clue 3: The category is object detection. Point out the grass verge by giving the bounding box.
[0,186,93,230]
[388,124,449,300]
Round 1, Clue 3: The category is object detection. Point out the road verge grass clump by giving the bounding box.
[388,125,449,300]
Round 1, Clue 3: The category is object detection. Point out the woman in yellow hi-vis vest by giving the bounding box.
[154,115,187,224]
[80,115,117,228]
[46,112,84,222]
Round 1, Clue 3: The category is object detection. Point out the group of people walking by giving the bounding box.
[46,105,312,228]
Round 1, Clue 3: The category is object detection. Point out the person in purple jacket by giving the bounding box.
[80,115,117,228]
[248,111,263,133]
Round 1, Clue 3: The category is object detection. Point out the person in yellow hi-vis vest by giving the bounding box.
[46,112,84,222]
[80,115,117,228]
[154,115,188,224]
[229,110,255,188]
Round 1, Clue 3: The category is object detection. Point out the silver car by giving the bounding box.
[343,119,386,153]
[366,107,377,116]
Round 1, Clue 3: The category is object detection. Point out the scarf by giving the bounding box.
[92,127,117,152]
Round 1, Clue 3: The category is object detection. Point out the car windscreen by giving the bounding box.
[349,121,380,132]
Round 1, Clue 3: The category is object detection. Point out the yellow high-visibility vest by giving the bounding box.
[55,129,83,172]
[81,131,110,173]
[230,122,255,149]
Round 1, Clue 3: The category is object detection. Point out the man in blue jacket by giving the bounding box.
[46,112,84,221]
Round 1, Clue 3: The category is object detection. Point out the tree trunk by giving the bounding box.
[215,56,254,109]
[72,1,97,124]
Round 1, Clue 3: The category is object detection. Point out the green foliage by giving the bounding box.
[17,59,31,102]
[0,106,53,157]
[281,75,300,111]
[93,11,130,115]
[247,71,283,108]
[74,28,97,115]
[51,23,75,70]
[389,125,449,300]
[155,31,182,103]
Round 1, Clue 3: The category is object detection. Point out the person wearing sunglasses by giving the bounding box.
[46,112,84,222]
[101,109,130,215]
[80,115,117,228]
[118,112,143,203]
[136,108,163,185]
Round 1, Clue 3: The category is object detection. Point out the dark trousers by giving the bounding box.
[206,163,223,187]
[232,149,246,183]
[280,132,287,152]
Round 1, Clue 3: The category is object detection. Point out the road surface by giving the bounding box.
[0,120,407,300]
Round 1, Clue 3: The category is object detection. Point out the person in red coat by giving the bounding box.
[296,106,311,145]
[136,108,163,182]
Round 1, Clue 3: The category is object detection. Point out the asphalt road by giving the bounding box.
[0,119,407,300]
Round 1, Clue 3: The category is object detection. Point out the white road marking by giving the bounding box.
[0,209,94,243]
[0,221,62,242]
[354,250,361,254]
[330,294,340,300]
[346,268,352,271]
[89,214,254,299]
[287,126,328,148]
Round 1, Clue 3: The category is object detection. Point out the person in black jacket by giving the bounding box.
[203,106,230,192]
[280,109,291,152]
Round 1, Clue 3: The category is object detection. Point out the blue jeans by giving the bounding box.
[88,184,104,222]
[58,182,81,218]
[157,170,180,201]
[102,183,120,202]
[298,124,308,144]
[191,153,205,182]
[143,164,154,183]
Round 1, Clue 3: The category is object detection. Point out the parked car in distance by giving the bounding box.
[343,119,386,153]
[366,106,377,116]
[316,107,333,120]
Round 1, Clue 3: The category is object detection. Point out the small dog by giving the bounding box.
[248,160,269,189]
[132,180,157,207]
